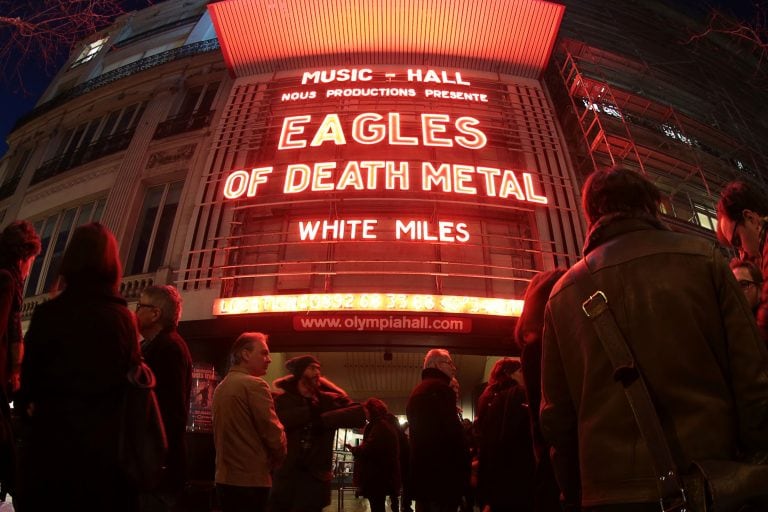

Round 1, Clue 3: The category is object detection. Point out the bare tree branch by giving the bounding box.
[685,5,768,75]
[0,0,127,93]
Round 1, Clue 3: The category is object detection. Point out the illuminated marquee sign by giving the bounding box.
[221,67,550,244]
[213,293,524,317]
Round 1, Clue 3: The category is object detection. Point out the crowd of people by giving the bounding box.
[1,165,768,512]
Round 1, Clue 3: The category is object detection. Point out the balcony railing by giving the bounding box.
[154,110,214,139]
[31,128,135,185]
[14,39,221,132]
[21,272,158,320]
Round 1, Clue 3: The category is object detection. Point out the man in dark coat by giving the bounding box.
[348,398,401,512]
[542,167,768,511]
[136,285,193,511]
[475,358,535,512]
[406,349,470,512]
[270,355,366,512]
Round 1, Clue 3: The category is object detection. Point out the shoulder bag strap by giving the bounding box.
[570,258,689,512]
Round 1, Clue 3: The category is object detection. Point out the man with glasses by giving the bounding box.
[135,285,193,511]
[730,258,763,314]
[717,180,768,341]
[406,349,470,512]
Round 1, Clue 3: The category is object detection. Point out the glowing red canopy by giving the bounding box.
[208,0,565,79]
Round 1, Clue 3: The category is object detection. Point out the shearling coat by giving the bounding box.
[271,375,366,510]
[541,214,768,508]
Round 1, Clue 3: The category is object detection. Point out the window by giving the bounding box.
[694,204,717,232]
[126,182,184,275]
[25,199,106,297]
[177,82,220,117]
[71,37,109,68]
[0,149,31,200]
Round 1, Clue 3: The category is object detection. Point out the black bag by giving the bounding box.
[680,459,768,512]
[118,361,168,491]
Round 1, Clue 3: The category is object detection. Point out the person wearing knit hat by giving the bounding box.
[270,355,367,512]
[285,354,320,379]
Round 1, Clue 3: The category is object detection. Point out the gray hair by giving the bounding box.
[141,285,182,328]
[230,332,268,365]
[423,348,451,369]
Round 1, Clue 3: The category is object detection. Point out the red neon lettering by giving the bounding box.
[310,114,346,147]
[499,171,525,201]
[455,117,487,149]
[476,167,501,196]
[279,115,311,149]
[421,114,452,147]
[385,161,409,190]
[284,164,311,193]
[298,219,378,240]
[524,173,548,204]
[453,164,477,195]
[223,167,273,199]
[388,113,419,145]
[337,161,366,190]
[422,163,452,192]
[361,161,383,189]
[311,162,336,190]
[353,113,386,144]
[223,170,249,199]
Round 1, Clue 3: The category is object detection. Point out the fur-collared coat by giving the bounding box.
[271,375,366,509]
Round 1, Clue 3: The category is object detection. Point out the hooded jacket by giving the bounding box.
[540,214,768,508]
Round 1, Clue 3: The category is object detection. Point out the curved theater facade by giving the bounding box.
[178,0,581,351]
[3,0,765,412]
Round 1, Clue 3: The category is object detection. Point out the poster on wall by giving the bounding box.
[187,363,219,433]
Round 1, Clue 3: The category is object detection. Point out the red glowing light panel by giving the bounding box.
[208,0,565,79]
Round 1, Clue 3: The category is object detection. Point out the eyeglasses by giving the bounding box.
[738,279,758,290]
[135,303,157,312]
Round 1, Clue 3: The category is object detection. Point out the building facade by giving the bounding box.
[0,0,764,411]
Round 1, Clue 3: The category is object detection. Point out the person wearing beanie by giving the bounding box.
[270,355,366,512]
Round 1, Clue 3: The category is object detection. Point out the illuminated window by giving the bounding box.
[126,182,184,275]
[693,204,717,232]
[660,124,695,146]
[580,98,622,118]
[25,199,106,296]
[71,37,109,68]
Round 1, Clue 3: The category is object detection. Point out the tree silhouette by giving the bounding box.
[686,3,768,78]
[0,0,126,91]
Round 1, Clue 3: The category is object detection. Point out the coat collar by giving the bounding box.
[583,213,669,256]
[421,367,451,384]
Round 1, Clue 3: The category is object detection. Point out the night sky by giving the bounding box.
[0,0,154,157]
[0,0,760,159]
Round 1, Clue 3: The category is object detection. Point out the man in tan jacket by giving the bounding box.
[213,332,287,512]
